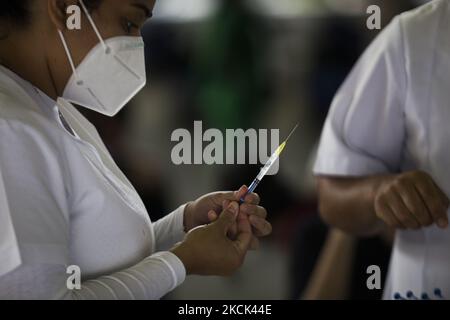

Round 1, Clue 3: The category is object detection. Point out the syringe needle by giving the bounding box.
[285,123,299,143]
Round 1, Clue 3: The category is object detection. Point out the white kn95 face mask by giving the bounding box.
[58,0,147,117]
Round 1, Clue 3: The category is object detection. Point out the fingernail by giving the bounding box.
[208,210,216,218]
[437,219,448,228]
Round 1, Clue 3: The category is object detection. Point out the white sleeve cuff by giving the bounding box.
[313,119,391,177]
[170,204,187,242]
[313,150,390,177]
[153,204,187,252]
[150,251,186,290]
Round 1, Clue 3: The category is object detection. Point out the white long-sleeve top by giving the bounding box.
[0,65,187,300]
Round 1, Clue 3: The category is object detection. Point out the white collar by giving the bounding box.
[0,65,57,119]
[0,65,77,135]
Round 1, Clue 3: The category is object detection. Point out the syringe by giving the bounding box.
[240,124,299,203]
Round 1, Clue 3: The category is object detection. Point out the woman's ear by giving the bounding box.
[47,0,79,31]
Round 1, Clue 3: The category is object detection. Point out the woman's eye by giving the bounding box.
[123,19,138,34]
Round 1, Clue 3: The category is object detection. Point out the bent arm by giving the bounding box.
[313,17,409,236]
[316,175,390,236]
[0,252,185,300]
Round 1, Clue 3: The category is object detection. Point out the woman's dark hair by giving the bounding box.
[0,2,31,25]
[0,0,102,26]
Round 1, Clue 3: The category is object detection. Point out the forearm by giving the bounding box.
[316,174,393,236]
[153,204,187,251]
[302,229,356,300]
[0,252,185,300]
[72,252,185,300]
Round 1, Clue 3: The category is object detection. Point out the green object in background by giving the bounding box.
[199,82,241,131]
[193,0,267,130]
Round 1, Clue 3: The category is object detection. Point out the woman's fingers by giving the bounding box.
[221,188,270,239]
[374,171,450,230]
[219,186,248,202]
[398,183,433,227]
[243,192,260,205]
[415,176,449,228]
[209,209,238,239]
[249,215,272,237]
[240,203,267,219]
[240,203,271,237]
[222,186,260,204]
[235,185,249,200]
[375,200,404,228]
[387,191,420,229]
[213,207,238,239]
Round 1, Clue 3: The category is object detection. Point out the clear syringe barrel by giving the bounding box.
[240,141,287,203]
[256,152,280,181]
[240,150,280,203]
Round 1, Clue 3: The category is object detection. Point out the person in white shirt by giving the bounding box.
[0,0,272,299]
[314,0,450,300]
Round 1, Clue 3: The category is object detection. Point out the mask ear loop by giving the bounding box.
[58,28,106,108]
[57,0,106,86]
[58,0,108,108]
[79,0,109,54]
[58,30,82,85]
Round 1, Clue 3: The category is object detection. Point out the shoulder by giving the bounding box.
[368,0,447,54]
[400,0,448,25]
[0,93,73,215]
[0,77,69,155]
[0,85,74,187]
[397,0,449,43]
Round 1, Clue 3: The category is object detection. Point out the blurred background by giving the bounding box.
[82,0,431,299]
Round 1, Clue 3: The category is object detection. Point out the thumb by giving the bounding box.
[233,227,253,254]
[233,212,253,253]
[216,202,239,233]
[234,185,248,201]
[207,210,218,222]
[218,186,248,205]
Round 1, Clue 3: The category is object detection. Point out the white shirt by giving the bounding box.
[314,0,450,300]
[0,64,187,300]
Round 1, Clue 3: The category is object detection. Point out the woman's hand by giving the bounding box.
[183,186,272,249]
[374,170,449,230]
[172,202,253,276]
